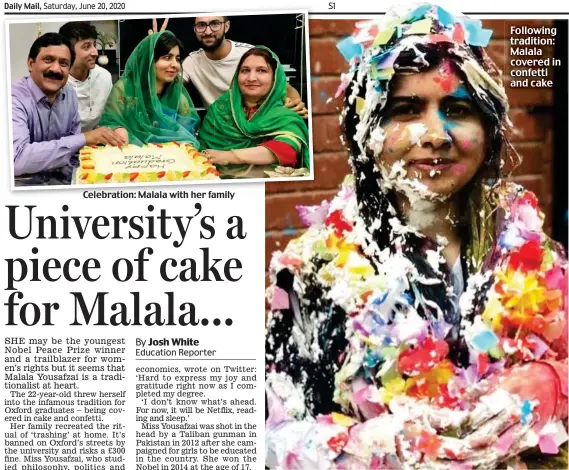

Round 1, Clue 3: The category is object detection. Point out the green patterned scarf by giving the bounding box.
[100,31,200,147]
[198,46,309,170]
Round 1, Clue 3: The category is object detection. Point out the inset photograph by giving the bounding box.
[7,12,312,188]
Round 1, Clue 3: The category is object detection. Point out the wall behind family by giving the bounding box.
[8,20,118,84]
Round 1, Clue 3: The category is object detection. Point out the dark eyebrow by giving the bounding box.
[384,96,425,108]
[440,95,474,105]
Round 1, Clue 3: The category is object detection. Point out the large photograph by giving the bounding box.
[265,4,568,469]
[7,11,312,188]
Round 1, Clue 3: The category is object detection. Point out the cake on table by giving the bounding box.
[76,142,219,184]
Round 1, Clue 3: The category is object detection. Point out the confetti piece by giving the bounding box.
[416,430,442,459]
[408,3,432,22]
[525,334,549,359]
[337,36,363,61]
[453,22,465,43]
[471,329,499,352]
[462,18,493,47]
[437,6,455,27]
[271,287,290,310]
[405,18,432,35]
[331,412,357,427]
[371,67,395,81]
[496,431,515,455]
[356,97,366,115]
[427,33,453,43]
[327,432,349,453]
[520,400,533,425]
[539,434,559,454]
[372,27,395,47]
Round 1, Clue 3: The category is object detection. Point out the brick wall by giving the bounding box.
[265,19,556,271]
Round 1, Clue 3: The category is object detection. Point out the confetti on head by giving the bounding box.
[337,2,515,188]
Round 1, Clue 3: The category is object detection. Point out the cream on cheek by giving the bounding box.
[381,122,429,157]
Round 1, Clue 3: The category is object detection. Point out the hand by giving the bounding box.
[84,127,126,147]
[285,97,308,119]
[202,149,240,165]
[394,363,564,468]
[148,18,169,35]
[114,127,129,145]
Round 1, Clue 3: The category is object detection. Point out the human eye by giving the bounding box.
[43,56,54,63]
[443,100,474,119]
[384,100,421,120]
[195,22,206,29]
[60,60,70,68]
[210,20,221,27]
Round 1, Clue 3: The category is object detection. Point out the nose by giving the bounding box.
[91,45,98,57]
[419,108,452,149]
[49,61,63,74]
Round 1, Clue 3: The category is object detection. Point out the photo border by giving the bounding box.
[6,9,313,191]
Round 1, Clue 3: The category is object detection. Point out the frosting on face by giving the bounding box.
[338,3,510,216]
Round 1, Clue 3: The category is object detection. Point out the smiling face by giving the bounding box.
[154,45,181,85]
[28,45,71,99]
[194,16,228,52]
[237,54,274,103]
[376,62,487,199]
[73,37,98,70]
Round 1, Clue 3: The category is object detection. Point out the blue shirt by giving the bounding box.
[12,76,86,183]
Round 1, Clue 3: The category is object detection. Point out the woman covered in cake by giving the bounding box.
[99,31,200,147]
[199,47,310,178]
[265,4,567,469]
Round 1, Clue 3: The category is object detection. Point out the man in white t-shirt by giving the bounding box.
[182,16,307,116]
[59,22,113,132]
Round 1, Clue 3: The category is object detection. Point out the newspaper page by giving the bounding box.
[1,1,568,470]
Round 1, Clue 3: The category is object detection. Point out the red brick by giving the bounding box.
[310,38,348,75]
[266,151,350,194]
[312,115,344,152]
[507,141,551,176]
[508,108,549,142]
[309,19,355,37]
[506,86,553,107]
[311,76,344,115]
[265,190,337,231]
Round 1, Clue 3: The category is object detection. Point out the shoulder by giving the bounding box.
[229,40,253,57]
[184,49,205,64]
[268,177,365,288]
[93,65,112,82]
[231,40,254,50]
[11,77,29,98]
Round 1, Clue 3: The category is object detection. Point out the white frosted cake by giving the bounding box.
[76,142,219,184]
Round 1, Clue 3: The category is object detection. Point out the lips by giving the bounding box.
[408,158,456,172]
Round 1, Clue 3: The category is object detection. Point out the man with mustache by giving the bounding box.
[12,33,124,185]
[59,22,112,132]
[151,17,307,117]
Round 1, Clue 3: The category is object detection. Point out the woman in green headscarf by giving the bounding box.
[99,31,200,147]
[199,46,310,178]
